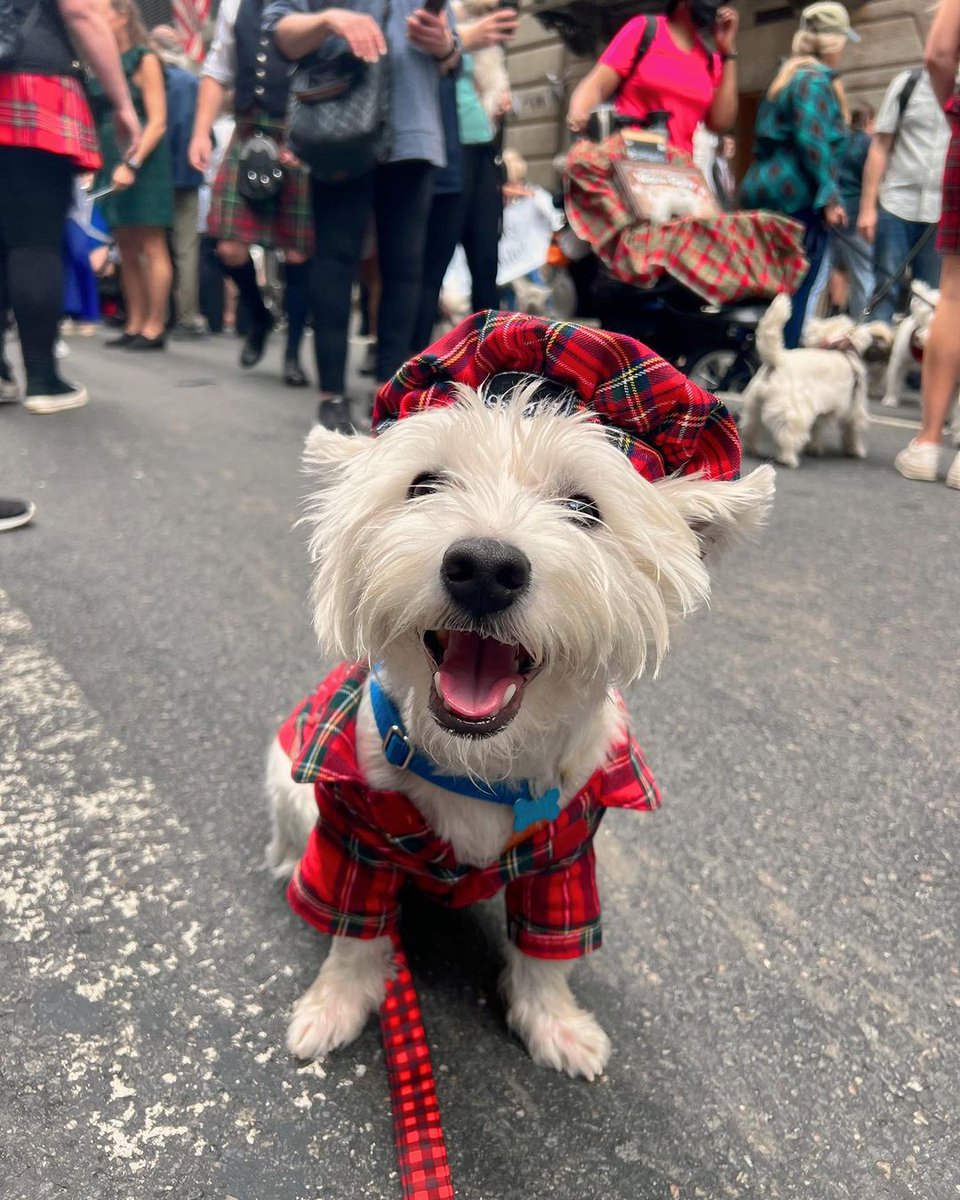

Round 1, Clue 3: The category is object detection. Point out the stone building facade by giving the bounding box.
[506,0,937,187]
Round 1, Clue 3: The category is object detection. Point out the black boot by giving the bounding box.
[316,395,354,434]
[284,357,309,387]
[240,314,274,368]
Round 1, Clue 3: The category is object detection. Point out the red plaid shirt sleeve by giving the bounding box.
[287,790,404,940]
[505,842,602,960]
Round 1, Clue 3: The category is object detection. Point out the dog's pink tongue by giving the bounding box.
[436,632,522,720]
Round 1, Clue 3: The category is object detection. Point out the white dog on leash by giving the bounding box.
[265,323,774,1081]
[881,280,939,407]
[742,293,871,468]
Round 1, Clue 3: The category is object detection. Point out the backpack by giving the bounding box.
[586,15,658,141]
[896,66,923,129]
[0,0,40,68]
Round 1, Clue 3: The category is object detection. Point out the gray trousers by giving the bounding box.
[173,188,201,326]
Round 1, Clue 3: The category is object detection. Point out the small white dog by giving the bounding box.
[881,280,938,407]
[266,316,774,1081]
[742,292,870,468]
[454,0,511,119]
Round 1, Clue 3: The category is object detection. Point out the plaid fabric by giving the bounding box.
[740,63,846,215]
[207,114,314,256]
[374,309,742,483]
[565,136,808,305]
[281,662,661,961]
[0,73,100,171]
[938,101,960,255]
[382,940,455,1200]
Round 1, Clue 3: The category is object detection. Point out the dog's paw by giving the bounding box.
[507,1001,611,1081]
[776,453,800,469]
[880,394,899,408]
[286,980,376,1060]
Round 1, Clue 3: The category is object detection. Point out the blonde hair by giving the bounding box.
[767,28,850,122]
[110,0,150,50]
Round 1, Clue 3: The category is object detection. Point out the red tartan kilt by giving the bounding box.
[937,113,960,256]
[208,117,314,258]
[0,73,100,171]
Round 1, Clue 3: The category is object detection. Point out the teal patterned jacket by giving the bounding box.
[740,61,847,216]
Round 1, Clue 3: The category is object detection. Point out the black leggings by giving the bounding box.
[0,147,75,393]
[310,159,435,393]
[412,142,502,354]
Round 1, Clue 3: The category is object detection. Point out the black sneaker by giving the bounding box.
[0,497,36,532]
[105,331,138,348]
[284,357,309,387]
[24,380,89,414]
[240,316,275,368]
[127,333,166,351]
[316,395,354,434]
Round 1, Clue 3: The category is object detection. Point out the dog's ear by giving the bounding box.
[655,465,776,558]
[303,424,370,475]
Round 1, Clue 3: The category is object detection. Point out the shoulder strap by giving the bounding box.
[624,14,657,83]
[896,66,923,127]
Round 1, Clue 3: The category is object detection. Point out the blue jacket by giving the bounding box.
[164,65,204,190]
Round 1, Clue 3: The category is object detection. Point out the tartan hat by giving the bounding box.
[372,310,741,482]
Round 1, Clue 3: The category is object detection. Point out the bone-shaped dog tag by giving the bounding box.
[512,787,561,833]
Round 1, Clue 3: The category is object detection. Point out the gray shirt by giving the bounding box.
[262,0,446,168]
[875,68,949,225]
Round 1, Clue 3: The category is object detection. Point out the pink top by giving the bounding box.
[600,14,722,155]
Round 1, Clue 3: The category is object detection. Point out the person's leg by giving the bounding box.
[784,212,828,349]
[373,160,436,383]
[282,251,311,384]
[872,207,911,323]
[218,239,273,366]
[138,226,173,341]
[460,144,502,314]
[173,189,202,328]
[803,238,832,325]
[894,255,960,480]
[0,148,76,396]
[114,228,148,336]
[411,189,465,353]
[911,221,942,292]
[199,235,224,332]
[310,172,374,397]
[838,231,874,322]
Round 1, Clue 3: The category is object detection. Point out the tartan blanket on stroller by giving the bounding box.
[565,136,809,305]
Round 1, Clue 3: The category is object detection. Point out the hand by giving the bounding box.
[495,89,513,119]
[324,7,386,63]
[111,161,137,192]
[713,6,739,56]
[112,102,142,161]
[278,145,303,169]
[463,8,518,49]
[567,102,589,134]
[407,8,454,59]
[188,130,212,174]
[824,201,847,229]
[857,203,877,243]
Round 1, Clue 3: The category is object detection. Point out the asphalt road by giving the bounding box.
[1,329,958,1200]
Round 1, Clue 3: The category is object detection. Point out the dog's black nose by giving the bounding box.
[440,538,531,617]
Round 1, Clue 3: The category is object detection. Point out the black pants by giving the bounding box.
[310,159,435,394]
[0,147,75,393]
[412,142,502,354]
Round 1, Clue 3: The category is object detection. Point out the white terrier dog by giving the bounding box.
[266,316,774,1081]
[742,293,870,468]
[881,281,939,408]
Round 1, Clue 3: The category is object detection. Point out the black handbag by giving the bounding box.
[236,131,287,208]
[287,4,391,183]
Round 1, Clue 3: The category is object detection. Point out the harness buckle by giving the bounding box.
[382,724,415,770]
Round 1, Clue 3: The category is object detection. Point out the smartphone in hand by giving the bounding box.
[422,0,446,13]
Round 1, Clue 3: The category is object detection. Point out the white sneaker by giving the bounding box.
[894,438,940,481]
[946,450,960,490]
[24,382,89,414]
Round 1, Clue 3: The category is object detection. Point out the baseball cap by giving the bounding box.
[800,1,861,41]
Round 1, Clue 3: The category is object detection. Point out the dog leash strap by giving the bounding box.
[381,939,455,1200]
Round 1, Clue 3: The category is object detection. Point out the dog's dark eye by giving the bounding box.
[408,471,444,499]
[562,494,601,526]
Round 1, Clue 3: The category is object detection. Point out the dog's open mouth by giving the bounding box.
[424,630,538,737]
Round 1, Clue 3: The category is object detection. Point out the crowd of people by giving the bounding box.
[3,0,960,531]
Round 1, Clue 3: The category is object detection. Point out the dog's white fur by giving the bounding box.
[881,281,938,408]
[268,386,774,1078]
[803,314,893,356]
[454,0,511,119]
[742,293,870,469]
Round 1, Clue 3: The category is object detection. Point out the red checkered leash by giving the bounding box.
[381,937,455,1200]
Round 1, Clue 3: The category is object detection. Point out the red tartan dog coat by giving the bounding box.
[279,662,661,961]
